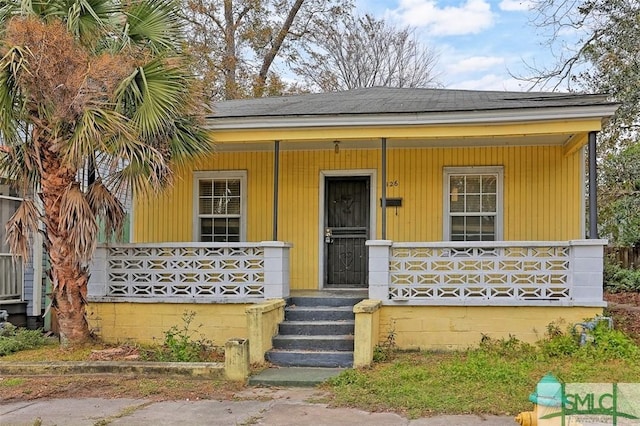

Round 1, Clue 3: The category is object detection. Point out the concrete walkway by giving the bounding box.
[248,366,346,386]
[1,388,517,426]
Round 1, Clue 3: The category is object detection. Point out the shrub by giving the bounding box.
[0,324,48,356]
[604,256,640,293]
[373,326,397,363]
[537,318,640,362]
[150,311,215,362]
[477,334,537,360]
[583,322,640,360]
[537,321,580,358]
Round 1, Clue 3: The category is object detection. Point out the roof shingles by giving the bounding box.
[208,87,613,119]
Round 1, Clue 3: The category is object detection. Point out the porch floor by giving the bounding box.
[289,289,368,298]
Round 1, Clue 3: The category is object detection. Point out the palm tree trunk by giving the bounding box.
[40,141,91,345]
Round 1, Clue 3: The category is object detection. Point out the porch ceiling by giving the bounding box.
[213,132,579,152]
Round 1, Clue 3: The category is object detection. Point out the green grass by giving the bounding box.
[0,342,106,361]
[324,325,640,419]
[0,377,25,387]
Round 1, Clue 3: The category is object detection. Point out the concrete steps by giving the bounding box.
[265,293,365,368]
[278,320,355,336]
[284,306,353,321]
[272,335,354,351]
[266,349,354,368]
[247,367,346,387]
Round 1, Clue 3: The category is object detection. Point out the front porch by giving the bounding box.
[86,238,606,361]
[88,240,606,366]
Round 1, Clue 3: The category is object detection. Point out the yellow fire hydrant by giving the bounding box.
[515,373,564,426]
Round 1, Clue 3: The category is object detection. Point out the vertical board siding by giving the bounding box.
[134,145,582,290]
[134,151,274,243]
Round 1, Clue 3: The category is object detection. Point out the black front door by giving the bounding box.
[324,177,370,287]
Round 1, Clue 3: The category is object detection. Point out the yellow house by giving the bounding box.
[88,87,618,366]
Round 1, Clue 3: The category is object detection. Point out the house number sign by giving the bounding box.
[387,180,399,187]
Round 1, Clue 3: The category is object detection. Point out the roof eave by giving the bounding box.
[206,104,619,131]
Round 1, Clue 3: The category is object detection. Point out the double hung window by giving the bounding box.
[444,167,503,241]
[194,171,246,242]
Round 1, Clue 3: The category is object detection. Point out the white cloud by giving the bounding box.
[447,56,505,74]
[392,0,496,36]
[498,0,533,12]
[448,73,528,91]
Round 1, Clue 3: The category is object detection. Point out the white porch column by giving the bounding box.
[366,240,392,300]
[88,246,108,297]
[570,239,607,306]
[261,241,292,299]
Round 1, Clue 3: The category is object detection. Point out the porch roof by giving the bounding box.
[208,87,614,119]
[205,87,619,151]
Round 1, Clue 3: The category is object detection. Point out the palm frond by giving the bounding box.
[63,107,132,168]
[5,197,40,261]
[0,1,18,25]
[167,115,214,168]
[114,65,144,115]
[0,0,35,24]
[0,45,30,145]
[86,178,125,241]
[65,0,118,47]
[59,182,97,264]
[24,0,59,18]
[0,72,20,146]
[123,0,184,54]
[117,58,188,138]
[100,128,166,168]
[0,142,41,193]
[105,153,172,198]
[97,130,171,195]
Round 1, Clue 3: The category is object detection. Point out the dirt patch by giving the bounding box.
[89,346,142,361]
[0,343,232,402]
[605,292,640,343]
[1,342,225,363]
[0,375,245,403]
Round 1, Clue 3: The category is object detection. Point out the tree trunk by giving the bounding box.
[223,0,239,100]
[253,0,305,97]
[39,137,91,345]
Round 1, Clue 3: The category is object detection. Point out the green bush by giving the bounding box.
[477,334,537,360]
[150,311,214,362]
[604,256,640,293]
[583,322,640,360]
[537,319,640,361]
[0,323,48,356]
[373,326,397,362]
[537,321,580,358]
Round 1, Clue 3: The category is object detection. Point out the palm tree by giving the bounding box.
[0,0,213,345]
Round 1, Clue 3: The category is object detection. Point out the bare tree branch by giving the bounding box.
[180,0,353,100]
[253,0,304,97]
[293,14,440,92]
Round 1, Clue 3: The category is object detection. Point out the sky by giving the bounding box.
[356,0,557,92]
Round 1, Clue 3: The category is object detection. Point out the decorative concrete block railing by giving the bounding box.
[0,254,22,302]
[88,242,291,302]
[366,240,606,306]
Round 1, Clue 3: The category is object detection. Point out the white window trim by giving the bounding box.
[443,166,504,242]
[193,170,248,242]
